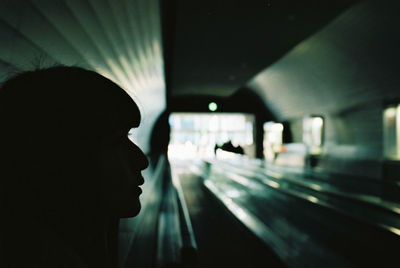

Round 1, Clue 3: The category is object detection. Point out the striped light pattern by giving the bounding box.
[0,0,165,152]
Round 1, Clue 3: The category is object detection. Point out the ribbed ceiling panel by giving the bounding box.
[0,0,165,152]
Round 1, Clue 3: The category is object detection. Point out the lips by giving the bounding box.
[130,173,144,195]
[132,184,142,195]
[130,169,144,185]
[137,175,145,186]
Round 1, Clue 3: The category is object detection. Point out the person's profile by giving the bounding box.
[0,66,148,268]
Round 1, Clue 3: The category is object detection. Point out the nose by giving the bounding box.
[129,142,149,170]
[137,146,149,170]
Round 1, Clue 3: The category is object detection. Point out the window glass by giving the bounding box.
[383,105,400,160]
[303,116,324,155]
[168,113,255,159]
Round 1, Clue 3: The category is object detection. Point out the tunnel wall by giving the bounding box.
[0,0,166,153]
[248,0,400,179]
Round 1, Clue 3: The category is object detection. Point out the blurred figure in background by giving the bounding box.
[219,140,244,155]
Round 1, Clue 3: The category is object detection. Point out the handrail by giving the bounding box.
[170,163,198,266]
[202,178,352,268]
[155,158,198,268]
[209,159,400,217]
[209,155,400,186]
[155,173,182,268]
[205,159,400,238]
[170,167,198,251]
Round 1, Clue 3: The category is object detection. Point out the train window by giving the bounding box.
[303,116,324,155]
[168,113,255,159]
[263,121,284,161]
[383,105,400,160]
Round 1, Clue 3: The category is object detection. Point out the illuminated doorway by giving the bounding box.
[168,113,255,160]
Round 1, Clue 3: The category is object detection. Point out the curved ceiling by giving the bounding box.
[247,0,400,121]
[0,0,165,152]
[165,0,359,98]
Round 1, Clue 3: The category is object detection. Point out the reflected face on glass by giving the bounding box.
[100,127,149,218]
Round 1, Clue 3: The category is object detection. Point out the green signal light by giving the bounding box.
[208,102,217,112]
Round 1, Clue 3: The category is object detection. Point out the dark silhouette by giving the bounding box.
[0,66,149,268]
[218,140,244,155]
[149,110,171,165]
[214,143,219,155]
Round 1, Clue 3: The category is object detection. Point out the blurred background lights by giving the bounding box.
[208,102,218,111]
[168,113,255,160]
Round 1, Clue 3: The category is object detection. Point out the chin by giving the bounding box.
[119,203,141,218]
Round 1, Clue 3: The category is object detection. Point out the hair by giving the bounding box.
[0,66,141,267]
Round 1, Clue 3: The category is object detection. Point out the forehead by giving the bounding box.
[0,67,143,144]
[94,75,142,129]
[113,97,141,128]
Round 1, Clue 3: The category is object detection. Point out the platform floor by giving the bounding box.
[168,157,400,268]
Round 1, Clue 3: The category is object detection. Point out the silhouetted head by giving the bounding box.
[0,66,149,222]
